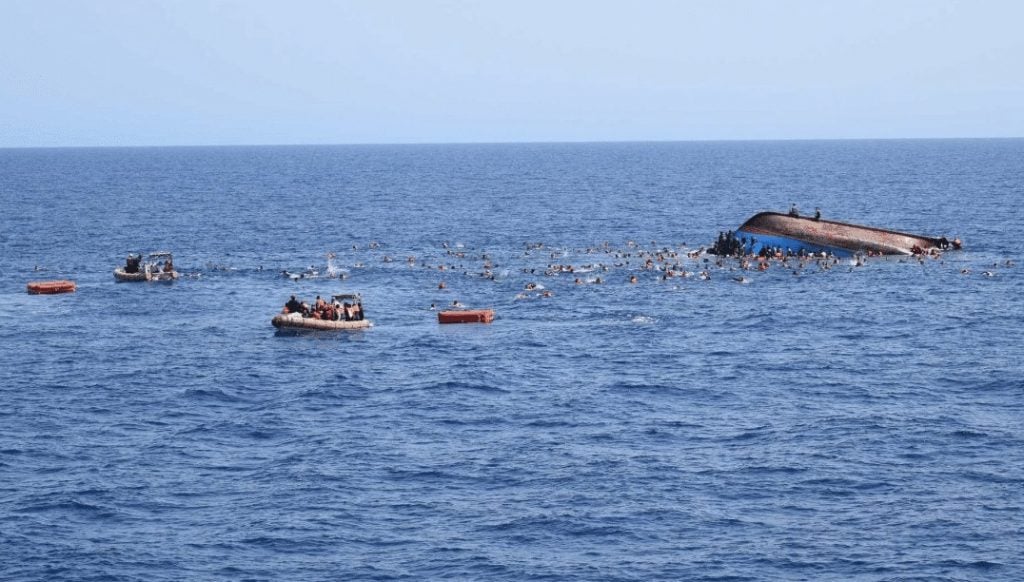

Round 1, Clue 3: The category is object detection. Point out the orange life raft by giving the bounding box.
[438,309,495,324]
[27,280,77,295]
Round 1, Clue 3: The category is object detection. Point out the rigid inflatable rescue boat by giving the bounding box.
[272,293,371,332]
[271,312,372,331]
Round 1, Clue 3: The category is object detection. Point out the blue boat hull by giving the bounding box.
[735,231,858,257]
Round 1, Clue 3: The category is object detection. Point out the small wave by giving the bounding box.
[297,387,361,402]
[798,477,856,487]
[962,471,1024,485]
[739,465,808,476]
[16,498,115,517]
[725,425,772,441]
[478,515,570,534]
[181,387,244,402]
[631,315,655,325]
[950,429,988,438]
[524,419,578,428]
[245,428,281,440]
[611,381,679,392]
[899,451,934,461]
[658,420,704,429]
[240,536,326,554]
[421,380,509,393]
[439,415,507,427]
[395,336,453,351]
[386,467,462,482]
[937,559,1003,570]
[568,524,631,538]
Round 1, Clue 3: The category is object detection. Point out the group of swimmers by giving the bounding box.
[282,295,364,321]
[252,227,990,315]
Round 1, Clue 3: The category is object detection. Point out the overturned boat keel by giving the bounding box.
[733,212,957,256]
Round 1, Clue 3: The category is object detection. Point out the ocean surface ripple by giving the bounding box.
[1,140,1022,580]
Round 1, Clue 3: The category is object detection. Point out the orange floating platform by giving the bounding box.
[438,309,495,324]
[27,280,77,295]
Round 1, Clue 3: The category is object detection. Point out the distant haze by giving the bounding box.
[2,0,1022,147]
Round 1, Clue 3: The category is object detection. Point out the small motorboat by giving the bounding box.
[115,252,179,282]
[438,309,495,324]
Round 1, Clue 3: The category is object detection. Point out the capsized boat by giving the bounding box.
[272,293,372,332]
[735,212,957,257]
[114,252,179,282]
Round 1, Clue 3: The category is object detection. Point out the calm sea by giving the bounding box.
[1,140,1022,581]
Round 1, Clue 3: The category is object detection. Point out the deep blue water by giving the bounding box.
[1,140,1022,581]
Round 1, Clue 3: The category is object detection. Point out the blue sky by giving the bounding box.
[1,0,1021,147]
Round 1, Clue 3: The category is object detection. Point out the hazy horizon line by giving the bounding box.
[2,135,1021,151]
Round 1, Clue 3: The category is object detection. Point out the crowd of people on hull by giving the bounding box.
[282,295,364,321]
[711,230,806,258]
[711,231,750,257]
